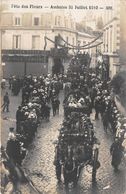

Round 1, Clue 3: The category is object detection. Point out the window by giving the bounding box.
[55,16,60,26]
[34,17,39,26]
[58,16,61,26]
[66,37,68,44]
[13,35,21,49]
[71,21,73,28]
[65,19,68,28]
[72,38,74,45]
[55,16,57,25]
[83,41,86,45]
[14,17,21,26]
[32,36,40,49]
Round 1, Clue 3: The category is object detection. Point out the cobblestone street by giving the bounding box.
[1,1,126,193]
[1,89,22,146]
[1,89,126,194]
[20,92,126,194]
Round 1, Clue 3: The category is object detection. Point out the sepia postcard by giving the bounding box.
[0,0,126,194]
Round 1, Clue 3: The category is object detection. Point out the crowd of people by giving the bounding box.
[63,68,126,140]
[53,54,126,186]
[6,74,64,164]
[9,75,22,96]
[1,53,126,191]
[54,111,100,184]
[1,73,64,192]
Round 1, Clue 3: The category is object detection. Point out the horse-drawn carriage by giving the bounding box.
[54,90,100,187]
[54,52,99,187]
[63,90,91,118]
[67,52,91,77]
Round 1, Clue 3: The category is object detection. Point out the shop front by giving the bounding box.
[2,49,50,78]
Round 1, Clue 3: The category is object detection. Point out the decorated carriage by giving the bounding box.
[54,89,100,187]
[54,112,100,187]
[63,89,91,118]
[54,51,100,187]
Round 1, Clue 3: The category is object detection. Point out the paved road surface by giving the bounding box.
[1,89,126,194]
[23,92,126,194]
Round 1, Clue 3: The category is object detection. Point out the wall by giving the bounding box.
[2,29,54,50]
[120,0,126,70]
[4,61,48,77]
[109,55,120,78]
[102,0,126,77]
[1,12,94,51]
[1,11,96,77]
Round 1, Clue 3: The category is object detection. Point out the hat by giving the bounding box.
[28,102,33,107]
[9,127,14,132]
[115,136,119,141]
[123,123,126,127]
[24,112,29,116]
[33,90,37,94]
[8,133,15,140]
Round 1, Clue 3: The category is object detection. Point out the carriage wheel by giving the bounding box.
[92,148,99,182]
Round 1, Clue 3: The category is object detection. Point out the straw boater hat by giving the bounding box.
[8,127,15,140]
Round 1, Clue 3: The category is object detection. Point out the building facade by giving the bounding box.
[1,11,97,77]
[102,0,126,78]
